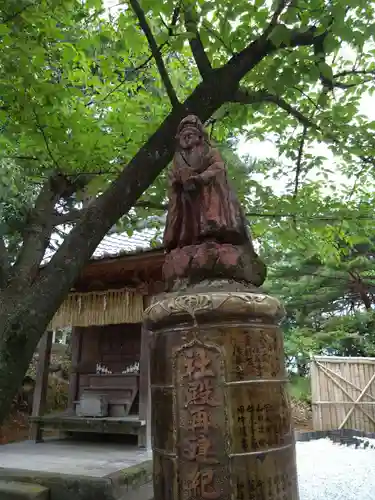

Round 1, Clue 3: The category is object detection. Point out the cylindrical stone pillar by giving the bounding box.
[144,289,299,500]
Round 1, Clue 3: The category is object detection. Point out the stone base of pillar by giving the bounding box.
[144,282,299,500]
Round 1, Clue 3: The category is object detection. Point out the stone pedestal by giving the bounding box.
[163,242,266,290]
[144,287,299,500]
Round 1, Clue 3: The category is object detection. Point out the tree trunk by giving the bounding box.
[0,292,58,424]
[0,323,35,424]
[296,358,308,377]
[348,272,373,311]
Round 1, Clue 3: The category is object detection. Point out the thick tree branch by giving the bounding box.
[263,0,291,38]
[129,0,179,108]
[11,178,65,285]
[37,26,326,287]
[10,175,87,288]
[348,271,373,310]
[184,6,213,78]
[232,88,321,133]
[52,208,85,226]
[226,25,328,83]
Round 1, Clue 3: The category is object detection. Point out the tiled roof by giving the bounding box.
[44,227,163,264]
[92,228,162,259]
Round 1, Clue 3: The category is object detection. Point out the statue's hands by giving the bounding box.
[183,179,197,192]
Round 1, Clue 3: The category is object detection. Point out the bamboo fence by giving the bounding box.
[311,355,375,432]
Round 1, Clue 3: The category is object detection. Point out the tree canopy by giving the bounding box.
[259,178,375,376]
[1,0,375,246]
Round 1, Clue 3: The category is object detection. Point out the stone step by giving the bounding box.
[0,481,49,499]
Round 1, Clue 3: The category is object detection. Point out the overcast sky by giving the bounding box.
[237,92,375,195]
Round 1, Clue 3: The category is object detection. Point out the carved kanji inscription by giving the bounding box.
[175,343,229,500]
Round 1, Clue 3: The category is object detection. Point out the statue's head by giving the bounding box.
[176,115,208,150]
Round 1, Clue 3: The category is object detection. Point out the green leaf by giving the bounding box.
[0,24,10,36]
[323,33,338,54]
[86,0,102,9]
[62,43,77,62]
[268,25,291,47]
[317,93,329,107]
[318,62,334,81]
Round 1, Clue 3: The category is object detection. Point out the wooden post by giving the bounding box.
[67,327,82,410]
[30,330,53,442]
[138,324,150,448]
[146,350,151,451]
[310,357,322,431]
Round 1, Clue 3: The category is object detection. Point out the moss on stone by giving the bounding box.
[0,459,154,500]
[113,460,153,488]
[0,471,114,500]
[0,480,49,499]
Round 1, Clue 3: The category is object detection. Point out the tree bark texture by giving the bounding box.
[0,303,47,424]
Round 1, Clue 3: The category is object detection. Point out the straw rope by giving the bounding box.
[49,289,144,329]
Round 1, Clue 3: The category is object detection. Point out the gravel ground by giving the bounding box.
[297,436,375,499]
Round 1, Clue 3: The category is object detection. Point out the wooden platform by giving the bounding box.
[29,411,146,446]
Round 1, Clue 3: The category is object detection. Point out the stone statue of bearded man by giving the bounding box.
[162,115,266,288]
[164,115,251,250]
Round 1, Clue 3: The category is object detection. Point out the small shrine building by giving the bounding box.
[29,230,164,448]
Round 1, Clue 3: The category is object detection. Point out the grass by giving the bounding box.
[289,374,312,405]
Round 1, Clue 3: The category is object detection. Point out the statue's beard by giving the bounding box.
[178,141,208,171]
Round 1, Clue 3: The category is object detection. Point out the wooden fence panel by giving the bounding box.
[311,356,375,432]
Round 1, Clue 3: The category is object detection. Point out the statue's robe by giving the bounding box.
[163,145,250,250]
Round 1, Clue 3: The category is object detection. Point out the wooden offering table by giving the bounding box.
[30,322,151,448]
[79,373,140,418]
[29,411,145,438]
